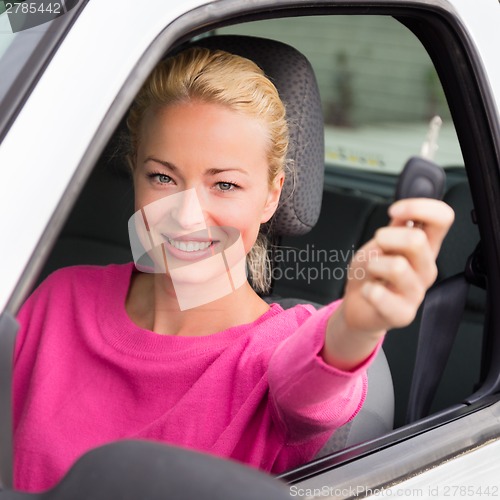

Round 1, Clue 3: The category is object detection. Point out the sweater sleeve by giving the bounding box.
[267,301,380,443]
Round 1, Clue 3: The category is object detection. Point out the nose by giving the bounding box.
[170,188,206,230]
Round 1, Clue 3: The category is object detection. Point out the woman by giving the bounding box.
[13,47,454,492]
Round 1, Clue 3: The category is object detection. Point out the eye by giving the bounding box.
[216,181,239,192]
[148,173,174,185]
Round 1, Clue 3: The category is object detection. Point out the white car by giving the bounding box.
[1,0,500,498]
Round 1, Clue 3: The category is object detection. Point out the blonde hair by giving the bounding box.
[126,47,289,293]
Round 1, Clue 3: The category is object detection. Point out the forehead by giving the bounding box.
[142,99,266,128]
[135,101,272,179]
[138,100,270,153]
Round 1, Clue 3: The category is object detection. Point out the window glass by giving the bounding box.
[219,16,463,174]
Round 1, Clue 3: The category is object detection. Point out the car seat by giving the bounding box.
[38,35,394,457]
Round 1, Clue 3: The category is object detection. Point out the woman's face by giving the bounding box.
[130,100,283,303]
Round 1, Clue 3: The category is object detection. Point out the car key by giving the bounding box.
[395,116,446,227]
[395,116,446,201]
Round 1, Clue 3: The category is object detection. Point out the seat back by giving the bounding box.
[187,35,325,237]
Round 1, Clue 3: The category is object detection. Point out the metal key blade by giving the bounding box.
[420,115,442,161]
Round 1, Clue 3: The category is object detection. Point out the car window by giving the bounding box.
[219,15,482,429]
[219,16,463,175]
[26,11,482,434]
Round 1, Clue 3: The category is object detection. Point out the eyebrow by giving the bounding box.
[144,157,249,176]
[205,167,249,177]
[144,157,178,172]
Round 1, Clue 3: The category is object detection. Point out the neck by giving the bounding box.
[126,270,270,337]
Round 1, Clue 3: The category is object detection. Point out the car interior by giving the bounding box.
[8,9,493,492]
[38,31,396,458]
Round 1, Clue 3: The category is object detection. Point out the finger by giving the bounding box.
[347,243,388,289]
[388,199,455,257]
[366,255,426,304]
[374,226,438,287]
[347,240,381,276]
[361,281,420,329]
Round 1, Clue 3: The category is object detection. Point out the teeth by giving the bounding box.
[167,238,212,252]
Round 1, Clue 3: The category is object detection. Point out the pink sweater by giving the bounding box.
[14,263,373,492]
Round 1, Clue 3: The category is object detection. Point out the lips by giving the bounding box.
[152,226,240,267]
[166,237,213,253]
[161,232,222,264]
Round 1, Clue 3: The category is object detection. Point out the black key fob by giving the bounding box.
[395,156,446,201]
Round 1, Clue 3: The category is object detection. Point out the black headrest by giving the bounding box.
[188,35,325,236]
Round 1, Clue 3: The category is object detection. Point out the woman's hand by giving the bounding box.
[322,198,455,371]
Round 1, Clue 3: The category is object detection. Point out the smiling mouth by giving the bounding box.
[166,237,216,253]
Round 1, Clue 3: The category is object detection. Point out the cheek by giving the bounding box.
[133,184,170,229]
[134,173,166,207]
[220,209,263,254]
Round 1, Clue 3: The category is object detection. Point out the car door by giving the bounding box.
[1,0,500,496]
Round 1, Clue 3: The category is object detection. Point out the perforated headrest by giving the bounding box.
[187,35,324,236]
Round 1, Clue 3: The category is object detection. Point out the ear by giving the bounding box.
[260,172,285,224]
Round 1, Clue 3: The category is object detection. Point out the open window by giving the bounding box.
[45,10,483,437]
[218,14,483,430]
